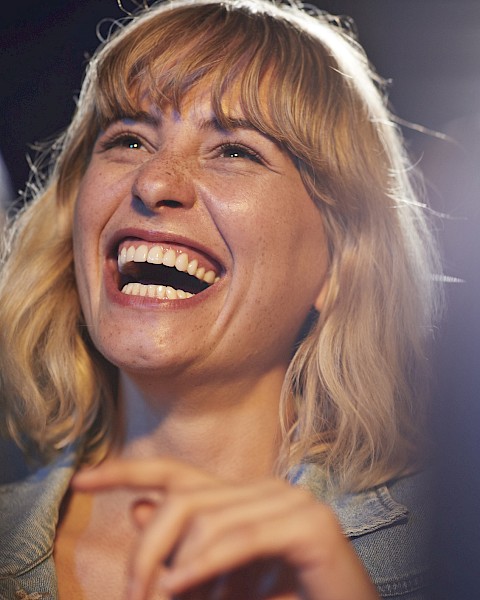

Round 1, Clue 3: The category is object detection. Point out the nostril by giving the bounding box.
[159,199,183,208]
[131,196,184,215]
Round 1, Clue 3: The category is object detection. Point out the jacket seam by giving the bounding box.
[0,547,53,579]
[376,570,430,597]
[342,486,409,538]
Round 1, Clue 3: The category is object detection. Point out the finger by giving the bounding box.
[175,559,299,600]
[127,481,289,600]
[172,484,311,568]
[161,505,380,600]
[72,457,215,492]
[159,509,316,594]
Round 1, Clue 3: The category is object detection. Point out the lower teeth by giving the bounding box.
[121,282,193,300]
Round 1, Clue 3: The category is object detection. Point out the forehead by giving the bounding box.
[109,71,277,143]
[89,5,341,174]
[92,7,315,137]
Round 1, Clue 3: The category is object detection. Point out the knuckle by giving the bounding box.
[161,493,193,521]
[233,520,264,547]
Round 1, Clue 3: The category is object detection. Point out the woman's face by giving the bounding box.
[73,84,329,386]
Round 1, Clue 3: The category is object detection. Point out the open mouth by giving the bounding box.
[117,241,221,300]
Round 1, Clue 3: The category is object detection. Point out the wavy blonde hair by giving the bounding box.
[0,0,442,491]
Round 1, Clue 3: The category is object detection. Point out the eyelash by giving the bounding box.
[98,133,144,152]
[98,132,265,165]
[216,142,263,164]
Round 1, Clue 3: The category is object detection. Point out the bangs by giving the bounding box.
[92,2,332,164]
[78,0,379,213]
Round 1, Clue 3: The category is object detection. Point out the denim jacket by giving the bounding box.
[0,449,431,600]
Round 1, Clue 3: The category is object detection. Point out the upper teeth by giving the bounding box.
[118,243,219,299]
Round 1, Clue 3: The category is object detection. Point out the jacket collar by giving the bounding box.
[289,462,409,538]
[0,450,409,581]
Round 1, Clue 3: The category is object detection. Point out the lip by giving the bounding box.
[104,227,226,307]
[104,266,221,308]
[108,227,225,271]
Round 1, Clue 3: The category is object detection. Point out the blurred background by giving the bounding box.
[1,1,479,597]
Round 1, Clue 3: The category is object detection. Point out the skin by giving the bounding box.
[72,83,332,475]
[73,87,330,392]
[73,459,381,600]
[65,85,380,599]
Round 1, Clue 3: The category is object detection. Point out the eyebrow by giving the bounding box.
[106,112,278,147]
[108,113,256,133]
[99,110,287,160]
[117,111,161,127]
[198,116,259,134]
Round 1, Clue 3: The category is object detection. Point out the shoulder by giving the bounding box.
[0,445,77,597]
[291,465,432,600]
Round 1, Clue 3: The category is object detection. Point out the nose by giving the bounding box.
[131,152,196,213]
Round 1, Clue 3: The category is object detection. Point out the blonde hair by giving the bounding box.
[0,0,442,491]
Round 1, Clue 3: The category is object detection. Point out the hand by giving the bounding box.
[73,458,380,600]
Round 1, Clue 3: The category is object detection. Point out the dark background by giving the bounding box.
[1,1,479,597]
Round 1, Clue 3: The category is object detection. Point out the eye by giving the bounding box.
[217,143,263,164]
[98,133,146,152]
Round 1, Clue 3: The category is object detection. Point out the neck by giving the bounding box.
[114,368,287,482]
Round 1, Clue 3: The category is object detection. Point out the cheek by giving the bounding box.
[73,167,120,252]
[231,187,326,274]
[72,203,93,315]
[72,189,97,273]
[72,174,112,296]
[216,186,328,335]
[261,207,328,312]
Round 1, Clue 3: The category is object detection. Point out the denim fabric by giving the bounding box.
[0,449,76,600]
[0,450,431,599]
[291,464,432,599]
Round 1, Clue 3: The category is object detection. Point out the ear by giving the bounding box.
[313,276,331,313]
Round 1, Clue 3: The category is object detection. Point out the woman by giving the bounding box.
[0,1,441,598]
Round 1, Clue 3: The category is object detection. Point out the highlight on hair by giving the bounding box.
[0,0,442,491]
